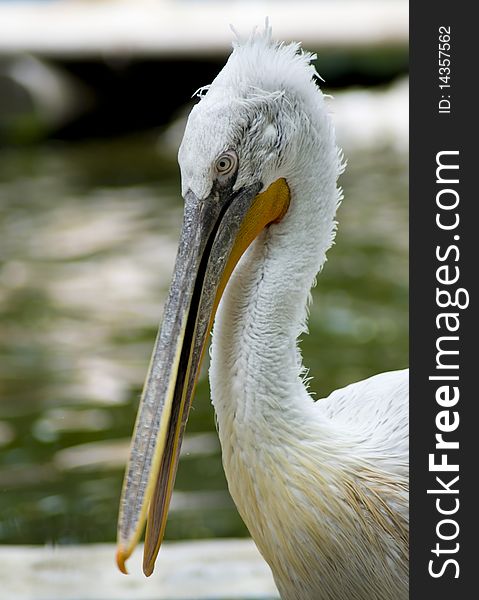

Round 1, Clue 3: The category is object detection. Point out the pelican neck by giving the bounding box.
[209,171,339,428]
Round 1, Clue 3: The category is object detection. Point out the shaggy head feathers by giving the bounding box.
[178,22,340,201]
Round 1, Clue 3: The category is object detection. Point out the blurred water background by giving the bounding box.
[0,0,408,559]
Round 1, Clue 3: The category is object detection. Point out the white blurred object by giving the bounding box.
[2,55,89,127]
[0,540,279,600]
[0,0,407,57]
[330,77,408,153]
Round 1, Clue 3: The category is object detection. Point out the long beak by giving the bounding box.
[116,176,290,576]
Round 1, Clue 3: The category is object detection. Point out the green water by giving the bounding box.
[0,132,408,546]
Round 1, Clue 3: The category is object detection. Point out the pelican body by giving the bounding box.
[117,25,409,600]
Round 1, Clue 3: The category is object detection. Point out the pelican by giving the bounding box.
[116,24,409,600]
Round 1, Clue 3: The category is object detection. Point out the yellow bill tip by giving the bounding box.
[116,547,130,575]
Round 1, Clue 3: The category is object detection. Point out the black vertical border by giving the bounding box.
[410,2,476,598]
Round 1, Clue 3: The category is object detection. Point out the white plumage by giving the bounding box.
[188,27,409,600]
[117,23,408,600]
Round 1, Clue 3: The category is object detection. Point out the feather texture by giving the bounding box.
[178,24,408,600]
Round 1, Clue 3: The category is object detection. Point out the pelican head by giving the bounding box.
[117,24,342,577]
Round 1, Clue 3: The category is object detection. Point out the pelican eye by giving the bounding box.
[214,151,237,176]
